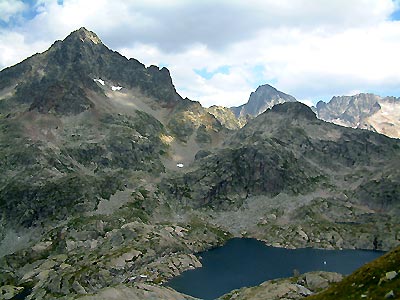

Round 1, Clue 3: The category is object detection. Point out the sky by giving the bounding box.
[1,0,400,107]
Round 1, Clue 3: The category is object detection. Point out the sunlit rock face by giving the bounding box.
[316,93,400,139]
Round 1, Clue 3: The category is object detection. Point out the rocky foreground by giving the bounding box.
[220,271,343,300]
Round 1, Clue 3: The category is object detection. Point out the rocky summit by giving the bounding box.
[231,84,297,118]
[0,28,399,300]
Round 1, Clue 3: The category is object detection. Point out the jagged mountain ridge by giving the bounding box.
[0,27,181,115]
[230,84,297,118]
[0,28,399,300]
[316,93,400,139]
[221,83,400,139]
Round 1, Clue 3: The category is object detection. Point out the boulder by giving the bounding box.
[0,285,24,300]
[72,280,87,294]
[31,241,53,252]
[305,273,329,290]
[304,272,342,292]
[385,290,395,299]
[385,271,397,280]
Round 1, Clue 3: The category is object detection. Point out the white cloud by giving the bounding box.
[1,0,400,107]
[0,30,49,69]
[121,19,400,106]
[0,0,26,22]
[252,22,400,101]
[119,43,255,107]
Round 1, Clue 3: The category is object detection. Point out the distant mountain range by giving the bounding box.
[316,93,400,139]
[225,84,400,139]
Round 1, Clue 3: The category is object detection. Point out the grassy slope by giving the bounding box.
[309,246,400,300]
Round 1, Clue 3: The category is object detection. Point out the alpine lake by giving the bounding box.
[166,238,384,300]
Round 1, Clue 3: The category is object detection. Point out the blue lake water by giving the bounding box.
[166,238,384,300]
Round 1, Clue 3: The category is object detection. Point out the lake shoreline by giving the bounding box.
[166,237,384,300]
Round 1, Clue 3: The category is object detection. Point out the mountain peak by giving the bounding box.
[255,84,278,92]
[65,27,102,45]
[231,84,297,118]
[0,27,182,115]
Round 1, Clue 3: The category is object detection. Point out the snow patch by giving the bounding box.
[94,78,105,86]
[111,86,123,91]
[176,163,184,168]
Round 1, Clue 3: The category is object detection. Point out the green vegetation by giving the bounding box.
[309,246,400,300]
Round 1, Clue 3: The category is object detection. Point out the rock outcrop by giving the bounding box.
[220,271,343,300]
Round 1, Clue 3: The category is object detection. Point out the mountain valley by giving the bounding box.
[0,28,399,300]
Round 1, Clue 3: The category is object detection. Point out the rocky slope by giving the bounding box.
[0,27,225,236]
[0,28,399,300]
[206,105,246,130]
[231,84,297,118]
[316,93,400,139]
[162,102,400,251]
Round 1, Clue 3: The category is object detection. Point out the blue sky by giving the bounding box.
[1,0,400,107]
[195,66,231,80]
[391,4,400,19]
